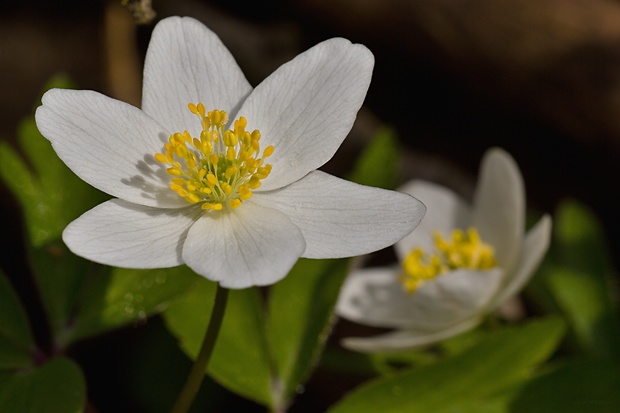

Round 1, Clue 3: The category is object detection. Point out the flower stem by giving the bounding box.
[171,283,229,413]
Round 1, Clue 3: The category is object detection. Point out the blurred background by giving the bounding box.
[1,0,619,411]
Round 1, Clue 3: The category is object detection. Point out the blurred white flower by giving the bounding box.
[337,148,551,351]
[35,16,425,289]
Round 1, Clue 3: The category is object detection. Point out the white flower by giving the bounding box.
[34,16,425,289]
[336,148,551,351]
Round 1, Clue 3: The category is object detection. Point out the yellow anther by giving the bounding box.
[235,116,247,131]
[170,183,187,197]
[263,145,275,157]
[206,174,218,186]
[154,103,275,212]
[399,228,497,294]
[167,167,183,176]
[185,193,201,204]
[248,177,261,189]
[225,166,237,179]
[221,183,232,195]
[197,103,206,117]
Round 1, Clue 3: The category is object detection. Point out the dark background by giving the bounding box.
[1,0,619,411]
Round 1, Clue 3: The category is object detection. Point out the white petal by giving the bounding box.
[395,180,471,261]
[142,16,252,137]
[63,199,199,268]
[181,202,305,289]
[239,38,374,190]
[341,317,482,353]
[472,148,525,275]
[493,215,552,307]
[252,171,425,259]
[35,89,187,208]
[337,266,503,330]
[407,268,503,329]
[337,267,414,329]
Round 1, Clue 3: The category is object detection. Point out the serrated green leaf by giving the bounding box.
[164,278,273,405]
[328,318,566,413]
[542,200,620,359]
[347,127,401,189]
[0,271,36,369]
[511,359,620,413]
[69,265,197,344]
[267,258,349,407]
[0,357,85,413]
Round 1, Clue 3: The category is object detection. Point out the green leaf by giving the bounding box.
[541,200,620,359]
[28,242,95,340]
[164,278,273,405]
[69,265,197,344]
[328,317,566,413]
[0,271,36,369]
[511,359,620,413]
[267,258,349,408]
[347,127,401,189]
[0,357,85,413]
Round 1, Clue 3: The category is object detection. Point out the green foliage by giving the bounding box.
[69,266,197,343]
[164,259,350,408]
[164,278,273,405]
[327,318,566,413]
[0,271,35,370]
[535,200,620,359]
[267,258,350,408]
[0,357,85,413]
[511,359,620,413]
[0,228,87,413]
[347,127,401,189]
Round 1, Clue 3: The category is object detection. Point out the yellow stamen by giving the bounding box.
[399,227,497,294]
[155,103,274,212]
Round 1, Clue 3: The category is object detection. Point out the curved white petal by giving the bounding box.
[341,317,482,353]
[142,16,252,137]
[472,148,525,275]
[63,199,198,268]
[35,89,187,208]
[493,215,552,307]
[182,202,305,289]
[252,171,425,259]
[239,38,374,190]
[408,268,503,330]
[337,266,503,330]
[337,267,407,328]
[395,180,471,261]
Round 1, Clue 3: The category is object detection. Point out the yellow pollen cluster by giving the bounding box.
[154,103,274,211]
[400,228,497,294]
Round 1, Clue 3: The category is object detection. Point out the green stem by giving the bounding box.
[171,283,229,413]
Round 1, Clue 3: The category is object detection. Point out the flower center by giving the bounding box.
[154,103,274,211]
[399,227,497,294]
